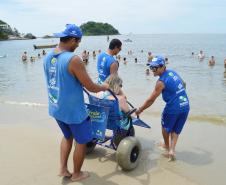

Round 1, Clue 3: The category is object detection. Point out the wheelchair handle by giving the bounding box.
[126,100,141,118]
[125,108,137,117]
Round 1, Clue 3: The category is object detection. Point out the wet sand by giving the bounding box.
[0,104,226,185]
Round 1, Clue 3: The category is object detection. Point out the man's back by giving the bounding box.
[97,39,122,84]
[44,50,87,124]
[97,52,116,83]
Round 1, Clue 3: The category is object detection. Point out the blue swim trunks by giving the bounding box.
[161,111,189,134]
[56,117,92,144]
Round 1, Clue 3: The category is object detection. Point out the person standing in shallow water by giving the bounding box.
[145,68,150,75]
[135,56,190,161]
[198,50,205,60]
[97,39,122,84]
[147,51,153,62]
[43,24,108,182]
[21,51,27,61]
[224,59,226,77]
[135,58,138,63]
[209,56,216,66]
[42,49,46,55]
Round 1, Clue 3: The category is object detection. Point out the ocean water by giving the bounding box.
[0,34,226,124]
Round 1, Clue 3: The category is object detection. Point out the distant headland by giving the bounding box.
[0,20,36,40]
[0,20,120,40]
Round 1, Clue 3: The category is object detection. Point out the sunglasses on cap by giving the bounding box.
[150,65,163,72]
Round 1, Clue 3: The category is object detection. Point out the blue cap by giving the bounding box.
[147,56,165,68]
[53,24,83,38]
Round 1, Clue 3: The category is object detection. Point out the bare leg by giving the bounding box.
[59,137,73,177]
[160,127,170,158]
[161,126,170,150]
[168,132,179,161]
[71,143,89,182]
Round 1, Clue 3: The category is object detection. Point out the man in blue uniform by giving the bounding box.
[43,24,108,181]
[97,39,122,84]
[135,56,190,161]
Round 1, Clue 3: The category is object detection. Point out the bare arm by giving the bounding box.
[110,62,119,74]
[118,95,130,113]
[136,81,164,115]
[69,56,108,92]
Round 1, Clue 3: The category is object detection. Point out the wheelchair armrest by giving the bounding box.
[125,108,137,117]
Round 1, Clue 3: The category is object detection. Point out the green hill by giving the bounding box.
[0,20,15,39]
[0,20,36,40]
[80,21,119,36]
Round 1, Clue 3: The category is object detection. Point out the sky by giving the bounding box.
[0,0,226,36]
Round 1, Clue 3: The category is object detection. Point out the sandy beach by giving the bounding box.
[1,0,226,183]
[1,104,226,185]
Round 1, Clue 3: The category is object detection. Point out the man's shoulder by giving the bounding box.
[166,69,178,75]
[44,50,55,62]
[98,52,106,57]
[70,55,82,64]
[97,52,105,60]
[68,55,84,75]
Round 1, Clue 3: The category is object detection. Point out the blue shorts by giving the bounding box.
[161,111,189,134]
[56,117,92,144]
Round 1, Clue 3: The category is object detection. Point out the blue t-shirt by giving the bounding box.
[43,50,88,124]
[97,52,116,83]
[159,69,190,114]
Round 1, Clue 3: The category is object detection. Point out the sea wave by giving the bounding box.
[143,111,226,125]
[188,115,226,125]
[1,101,47,107]
[1,101,225,125]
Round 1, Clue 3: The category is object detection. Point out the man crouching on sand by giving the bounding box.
[135,56,190,161]
[43,24,108,181]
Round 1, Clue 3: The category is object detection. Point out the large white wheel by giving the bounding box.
[113,126,135,147]
[116,136,141,170]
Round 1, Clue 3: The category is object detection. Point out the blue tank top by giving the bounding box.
[97,52,116,83]
[159,69,190,114]
[43,50,88,124]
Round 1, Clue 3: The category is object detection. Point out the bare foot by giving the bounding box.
[58,170,72,177]
[168,151,176,162]
[71,171,89,182]
[161,152,169,158]
[157,142,168,151]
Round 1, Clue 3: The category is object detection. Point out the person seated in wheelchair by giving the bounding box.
[96,74,134,130]
[97,74,129,113]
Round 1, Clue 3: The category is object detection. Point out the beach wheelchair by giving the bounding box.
[84,89,151,171]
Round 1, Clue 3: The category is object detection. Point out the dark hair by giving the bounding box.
[60,36,80,43]
[109,39,122,50]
